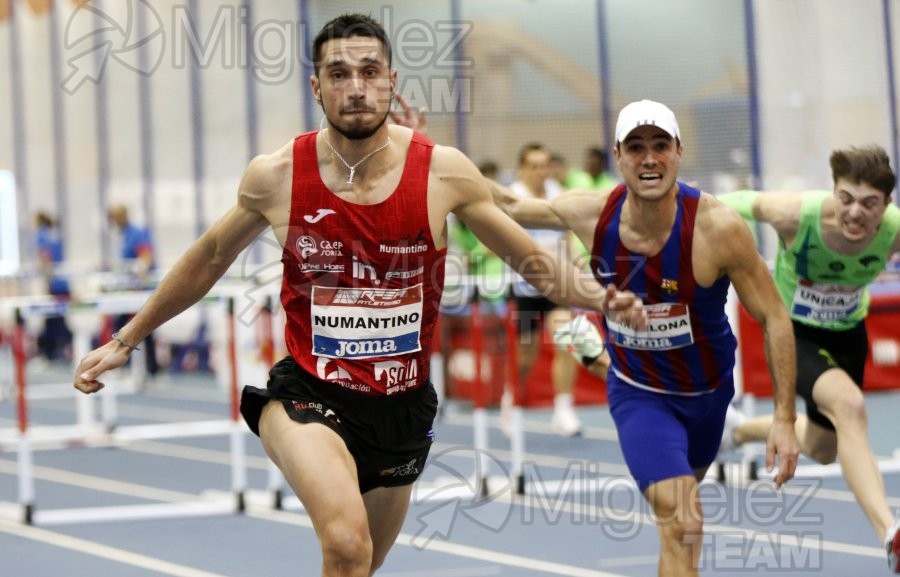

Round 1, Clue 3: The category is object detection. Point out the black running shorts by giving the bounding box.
[794,320,867,431]
[241,356,438,493]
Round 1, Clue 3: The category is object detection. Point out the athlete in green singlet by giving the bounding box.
[718,145,900,573]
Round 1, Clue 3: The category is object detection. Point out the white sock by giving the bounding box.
[554,393,574,411]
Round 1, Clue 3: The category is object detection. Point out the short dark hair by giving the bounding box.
[312,14,392,75]
[587,147,605,159]
[477,160,499,179]
[830,145,896,196]
[35,211,55,228]
[517,142,546,167]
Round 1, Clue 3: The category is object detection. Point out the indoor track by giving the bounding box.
[2,366,898,577]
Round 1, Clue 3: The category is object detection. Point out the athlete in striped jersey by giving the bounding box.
[490,100,800,577]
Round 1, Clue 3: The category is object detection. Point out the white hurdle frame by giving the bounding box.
[0,292,248,525]
[438,274,535,497]
[714,284,771,483]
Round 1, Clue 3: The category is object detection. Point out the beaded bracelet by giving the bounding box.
[111,331,141,351]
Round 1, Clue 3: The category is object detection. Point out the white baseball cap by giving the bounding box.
[614,100,681,144]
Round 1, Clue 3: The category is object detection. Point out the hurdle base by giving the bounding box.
[0,497,239,527]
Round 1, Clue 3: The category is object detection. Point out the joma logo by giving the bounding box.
[335,339,399,357]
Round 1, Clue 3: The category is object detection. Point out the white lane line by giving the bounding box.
[596,555,659,568]
[125,440,271,468]
[114,403,231,423]
[0,518,232,577]
[246,506,632,577]
[490,490,889,561]
[378,567,503,577]
[0,458,199,502]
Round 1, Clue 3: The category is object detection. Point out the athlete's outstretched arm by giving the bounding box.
[434,147,645,329]
[717,190,802,241]
[74,154,281,394]
[485,178,566,230]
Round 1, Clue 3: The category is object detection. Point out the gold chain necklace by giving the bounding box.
[323,132,392,184]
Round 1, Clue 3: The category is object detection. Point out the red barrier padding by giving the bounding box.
[441,312,606,407]
[738,291,900,396]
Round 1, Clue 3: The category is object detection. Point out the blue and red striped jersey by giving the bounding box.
[591,183,737,395]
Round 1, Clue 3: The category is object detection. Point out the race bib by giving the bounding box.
[607,303,694,351]
[791,279,862,322]
[311,285,423,359]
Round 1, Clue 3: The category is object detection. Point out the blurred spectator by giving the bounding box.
[108,204,159,376]
[452,160,508,305]
[548,152,570,190]
[565,146,617,191]
[108,204,156,279]
[34,211,72,362]
[478,159,499,181]
[508,143,582,436]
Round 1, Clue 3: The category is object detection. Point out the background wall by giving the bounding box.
[1,0,898,289]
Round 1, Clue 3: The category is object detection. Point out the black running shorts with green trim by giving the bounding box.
[794,320,867,431]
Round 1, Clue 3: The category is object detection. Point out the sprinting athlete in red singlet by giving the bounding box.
[279,130,444,397]
[73,14,647,577]
[239,129,445,496]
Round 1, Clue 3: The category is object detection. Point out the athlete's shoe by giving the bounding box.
[551,404,583,437]
[717,403,747,457]
[887,518,900,572]
[552,315,606,367]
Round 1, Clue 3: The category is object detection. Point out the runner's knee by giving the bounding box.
[655,506,704,547]
[828,389,867,430]
[320,519,373,573]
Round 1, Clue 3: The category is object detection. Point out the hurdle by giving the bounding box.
[715,285,764,484]
[247,293,292,511]
[0,292,248,525]
[438,273,545,498]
